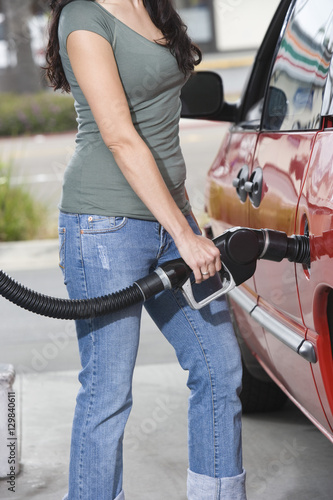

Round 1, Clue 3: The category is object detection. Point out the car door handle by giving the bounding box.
[245,167,263,208]
[232,165,249,203]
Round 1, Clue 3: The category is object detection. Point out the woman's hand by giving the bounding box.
[174,230,221,284]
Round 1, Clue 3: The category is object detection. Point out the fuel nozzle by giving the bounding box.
[136,227,311,309]
[257,229,310,266]
[213,227,310,287]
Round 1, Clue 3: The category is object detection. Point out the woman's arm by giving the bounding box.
[66,30,220,282]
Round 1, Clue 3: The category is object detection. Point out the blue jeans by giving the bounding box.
[59,212,246,500]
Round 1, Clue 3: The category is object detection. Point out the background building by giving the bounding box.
[0,0,282,93]
[175,0,280,53]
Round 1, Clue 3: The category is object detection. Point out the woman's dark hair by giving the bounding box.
[45,0,202,93]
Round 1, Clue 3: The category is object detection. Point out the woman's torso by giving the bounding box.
[58,0,191,219]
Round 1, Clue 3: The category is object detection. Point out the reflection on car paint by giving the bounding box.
[263,0,333,131]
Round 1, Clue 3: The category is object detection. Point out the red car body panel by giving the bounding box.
[207,131,257,230]
[296,129,333,432]
[206,127,332,436]
[197,0,333,443]
[250,131,316,325]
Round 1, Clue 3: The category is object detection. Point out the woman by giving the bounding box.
[46,1,247,499]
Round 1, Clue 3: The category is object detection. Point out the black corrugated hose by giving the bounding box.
[0,269,145,320]
[0,228,310,320]
[0,256,191,320]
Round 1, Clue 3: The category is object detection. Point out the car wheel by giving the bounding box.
[240,358,287,413]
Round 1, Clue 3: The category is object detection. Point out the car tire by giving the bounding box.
[240,359,287,413]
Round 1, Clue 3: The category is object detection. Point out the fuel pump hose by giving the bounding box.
[0,228,310,319]
[0,256,192,320]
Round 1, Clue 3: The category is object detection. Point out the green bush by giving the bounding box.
[0,161,46,241]
[0,92,76,137]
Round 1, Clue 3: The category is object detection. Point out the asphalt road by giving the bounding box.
[1,122,333,499]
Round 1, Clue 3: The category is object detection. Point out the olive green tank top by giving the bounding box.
[58,0,191,220]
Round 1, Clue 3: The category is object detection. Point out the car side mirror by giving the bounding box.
[181,71,225,119]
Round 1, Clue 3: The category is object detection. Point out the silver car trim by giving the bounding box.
[228,287,257,314]
[228,288,317,363]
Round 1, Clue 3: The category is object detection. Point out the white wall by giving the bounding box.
[213,0,280,51]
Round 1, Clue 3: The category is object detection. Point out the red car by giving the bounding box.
[182,0,333,443]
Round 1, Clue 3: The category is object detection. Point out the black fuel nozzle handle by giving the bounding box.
[212,227,310,286]
[135,227,310,304]
[212,228,259,286]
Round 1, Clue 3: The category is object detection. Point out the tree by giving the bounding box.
[0,0,43,93]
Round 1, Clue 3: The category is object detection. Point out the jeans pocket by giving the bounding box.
[82,216,128,233]
[58,227,66,280]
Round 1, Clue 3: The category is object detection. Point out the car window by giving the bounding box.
[240,0,294,129]
[262,0,333,131]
